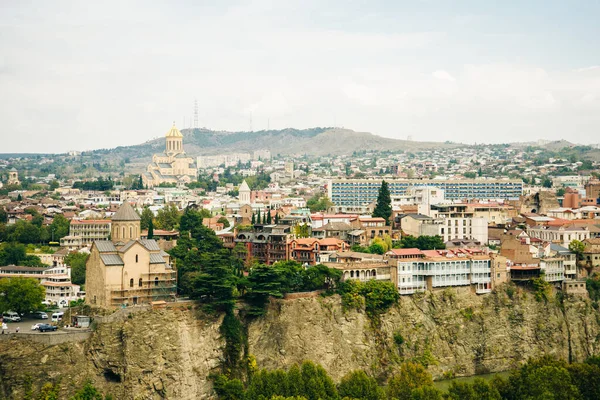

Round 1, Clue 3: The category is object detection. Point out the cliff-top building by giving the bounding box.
[85,202,177,308]
[142,123,197,188]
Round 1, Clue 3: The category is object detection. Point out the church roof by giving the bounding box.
[166,123,183,138]
[239,180,250,192]
[112,202,141,221]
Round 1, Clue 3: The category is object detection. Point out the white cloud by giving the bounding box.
[432,70,456,82]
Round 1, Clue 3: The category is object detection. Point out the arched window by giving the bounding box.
[129,278,134,288]
[122,227,125,238]
[130,226,133,238]
[135,254,138,263]
[139,278,143,287]
[155,277,159,286]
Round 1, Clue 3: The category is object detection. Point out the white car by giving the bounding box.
[31,323,42,331]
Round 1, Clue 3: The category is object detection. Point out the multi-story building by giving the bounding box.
[325,251,394,283]
[328,178,523,207]
[0,265,82,306]
[396,248,492,295]
[527,225,590,248]
[235,225,293,265]
[62,219,111,246]
[429,204,488,244]
[289,238,348,265]
[41,265,82,307]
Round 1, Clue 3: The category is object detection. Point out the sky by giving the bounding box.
[1,0,599,153]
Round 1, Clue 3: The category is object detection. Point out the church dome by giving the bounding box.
[166,123,183,138]
[112,202,141,221]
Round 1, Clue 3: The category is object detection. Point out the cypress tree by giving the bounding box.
[148,219,154,239]
[251,213,256,225]
[257,211,262,224]
[373,180,392,225]
[266,210,272,224]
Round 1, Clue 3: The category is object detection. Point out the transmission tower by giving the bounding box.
[193,99,199,129]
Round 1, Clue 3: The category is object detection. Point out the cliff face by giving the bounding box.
[248,287,599,381]
[1,287,599,399]
[0,307,224,400]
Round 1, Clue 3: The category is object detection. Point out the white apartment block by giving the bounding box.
[397,249,492,295]
[528,225,590,248]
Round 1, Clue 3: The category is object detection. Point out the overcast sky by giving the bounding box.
[1,0,599,153]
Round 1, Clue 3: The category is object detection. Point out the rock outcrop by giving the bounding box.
[1,286,599,399]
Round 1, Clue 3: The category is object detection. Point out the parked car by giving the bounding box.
[2,312,21,322]
[38,324,58,332]
[31,311,48,319]
[31,323,42,331]
[51,312,64,323]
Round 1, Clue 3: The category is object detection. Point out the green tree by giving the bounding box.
[189,250,237,313]
[446,379,500,400]
[155,203,180,230]
[147,218,154,239]
[251,213,256,224]
[12,221,41,244]
[373,180,392,225]
[49,214,70,241]
[294,223,310,238]
[410,386,443,400]
[140,207,155,231]
[0,277,45,315]
[218,216,231,228]
[257,211,262,224]
[387,362,434,400]
[569,239,585,261]
[266,211,272,224]
[0,242,45,266]
[70,381,105,400]
[368,242,385,255]
[64,252,90,285]
[338,370,384,400]
[245,264,287,316]
[567,362,600,400]
[0,207,7,223]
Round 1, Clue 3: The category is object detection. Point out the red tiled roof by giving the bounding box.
[387,248,424,256]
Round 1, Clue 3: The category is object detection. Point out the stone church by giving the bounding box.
[85,202,177,308]
[142,123,197,188]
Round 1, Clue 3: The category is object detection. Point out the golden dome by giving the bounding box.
[166,122,183,138]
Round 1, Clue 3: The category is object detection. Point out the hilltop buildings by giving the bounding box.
[142,124,197,188]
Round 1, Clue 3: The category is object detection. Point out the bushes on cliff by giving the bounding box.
[338,279,399,316]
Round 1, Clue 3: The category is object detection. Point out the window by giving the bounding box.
[135,254,138,263]
[139,278,143,287]
[129,278,134,288]
[155,277,159,286]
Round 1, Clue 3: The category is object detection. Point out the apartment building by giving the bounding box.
[396,248,492,295]
[527,225,590,248]
[62,219,111,246]
[235,225,293,265]
[328,179,523,207]
[289,238,348,265]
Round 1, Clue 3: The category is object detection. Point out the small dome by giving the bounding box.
[166,123,183,138]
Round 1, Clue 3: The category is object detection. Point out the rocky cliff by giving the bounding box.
[1,286,599,399]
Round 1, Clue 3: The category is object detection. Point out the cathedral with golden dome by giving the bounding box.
[142,123,197,188]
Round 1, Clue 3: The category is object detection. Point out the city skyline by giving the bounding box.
[1,0,599,153]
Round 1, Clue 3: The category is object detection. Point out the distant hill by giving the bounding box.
[93,127,460,161]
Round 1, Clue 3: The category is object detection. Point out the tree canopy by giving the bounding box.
[0,277,45,315]
[373,180,392,225]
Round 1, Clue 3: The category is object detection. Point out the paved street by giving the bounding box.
[1,310,67,335]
